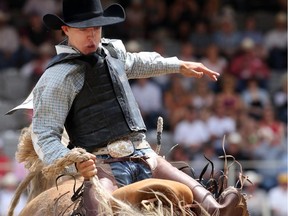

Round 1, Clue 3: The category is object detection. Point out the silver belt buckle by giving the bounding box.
[107,140,134,158]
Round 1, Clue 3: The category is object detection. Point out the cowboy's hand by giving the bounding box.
[179,61,220,81]
[76,153,97,180]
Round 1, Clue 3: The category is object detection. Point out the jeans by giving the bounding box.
[96,148,154,187]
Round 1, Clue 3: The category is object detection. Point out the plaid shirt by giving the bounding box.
[32,38,180,173]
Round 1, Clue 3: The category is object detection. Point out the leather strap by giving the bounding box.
[103,156,149,164]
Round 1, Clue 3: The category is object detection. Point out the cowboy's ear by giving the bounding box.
[61,25,69,35]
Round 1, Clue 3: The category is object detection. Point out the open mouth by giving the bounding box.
[87,44,96,49]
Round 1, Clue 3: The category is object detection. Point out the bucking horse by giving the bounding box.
[7,125,250,216]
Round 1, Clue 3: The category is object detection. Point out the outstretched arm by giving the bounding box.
[179,61,220,81]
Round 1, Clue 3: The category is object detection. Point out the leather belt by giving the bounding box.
[103,155,150,164]
[92,139,150,158]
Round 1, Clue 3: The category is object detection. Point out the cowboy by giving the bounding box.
[11,0,248,215]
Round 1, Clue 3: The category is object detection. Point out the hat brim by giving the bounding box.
[43,4,125,30]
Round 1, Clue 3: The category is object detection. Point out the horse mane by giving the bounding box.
[8,126,55,216]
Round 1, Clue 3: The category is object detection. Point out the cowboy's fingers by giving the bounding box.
[183,69,204,78]
[179,62,205,78]
[202,68,219,81]
[85,152,96,161]
[180,63,203,78]
[77,160,97,180]
[80,163,96,174]
[180,61,219,80]
[192,63,219,81]
[81,168,97,180]
[77,159,95,170]
[76,159,95,176]
[75,151,96,164]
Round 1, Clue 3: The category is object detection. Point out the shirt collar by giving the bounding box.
[55,45,79,54]
[55,39,104,55]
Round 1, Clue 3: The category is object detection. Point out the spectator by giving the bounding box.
[237,112,261,158]
[173,105,210,159]
[165,0,185,38]
[215,74,244,117]
[201,43,228,76]
[264,12,287,72]
[19,11,52,56]
[206,102,237,154]
[229,38,270,90]
[189,20,213,58]
[258,106,285,147]
[213,15,242,59]
[150,40,171,91]
[200,43,228,91]
[176,20,192,42]
[243,171,269,216]
[166,0,199,40]
[123,0,146,39]
[190,79,215,109]
[241,78,271,121]
[23,0,60,17]
[200,0,220,20]
[225,132,250,161]
[253,121,285,190]
[0,10,20,69]
[268,172,288,216]
[163,74,190,130]
[20,42,55,91]
[272,73,287,124]
[178,41,197,61]
[144,0,167,39]
[240,15,264,45]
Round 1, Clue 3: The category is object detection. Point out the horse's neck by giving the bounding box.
[27,171,55,202]
[27,173,83,202]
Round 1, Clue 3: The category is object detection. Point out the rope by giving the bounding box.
[42,148,89,178]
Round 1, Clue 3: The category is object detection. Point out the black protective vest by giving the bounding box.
[46,47,146,152]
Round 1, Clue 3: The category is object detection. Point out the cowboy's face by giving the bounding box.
[61,26,102,55]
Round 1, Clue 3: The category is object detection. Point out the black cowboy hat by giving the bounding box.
[43,0,125,30]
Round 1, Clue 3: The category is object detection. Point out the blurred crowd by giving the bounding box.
[0,0,287,215]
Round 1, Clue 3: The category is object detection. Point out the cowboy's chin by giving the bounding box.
[83,45,97,55]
